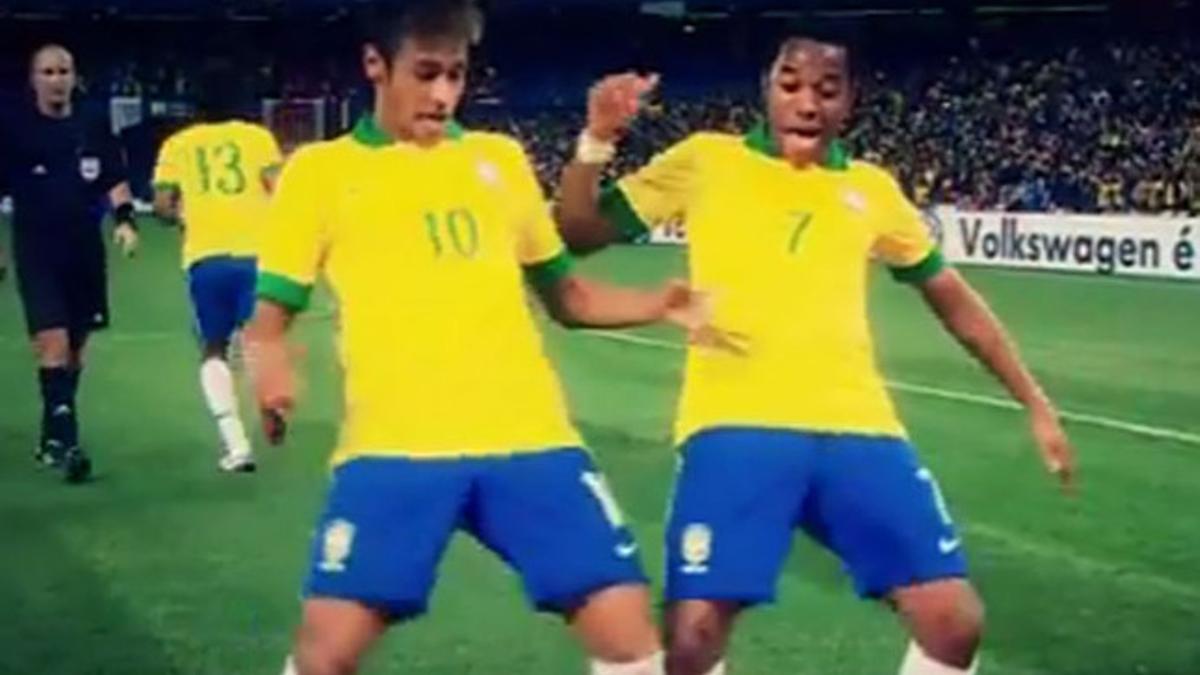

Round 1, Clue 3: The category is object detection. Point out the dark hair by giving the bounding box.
[360,0,484,62]
[764,25,860,85]
[195,60,250,121]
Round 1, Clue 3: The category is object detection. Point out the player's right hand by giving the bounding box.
[587,72,659,143]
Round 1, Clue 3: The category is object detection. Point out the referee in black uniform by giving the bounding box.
[0,44,139,483]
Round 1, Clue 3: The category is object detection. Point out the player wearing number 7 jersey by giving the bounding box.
[244,2,711,674]
[557,36,1078,675]
[153,64,283,473]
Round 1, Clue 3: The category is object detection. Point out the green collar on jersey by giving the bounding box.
[351,114,466,148]
[744,119,850,170]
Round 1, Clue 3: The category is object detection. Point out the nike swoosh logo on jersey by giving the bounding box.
[615,542,639,558]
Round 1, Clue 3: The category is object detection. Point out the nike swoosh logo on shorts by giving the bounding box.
[938,537,962,554]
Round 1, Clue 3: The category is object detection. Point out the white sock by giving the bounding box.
[703,662,727,675]
[591,651,665,675]
[200,357,251,456]
[281,655,298,675]
[900,641,978,675]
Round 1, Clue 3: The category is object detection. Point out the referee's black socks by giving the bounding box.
[38,367,79,449]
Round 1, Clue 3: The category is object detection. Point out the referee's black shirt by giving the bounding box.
[0,100,127,265]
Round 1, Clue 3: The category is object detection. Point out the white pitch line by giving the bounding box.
[966,522,1200,601]
[580,329,1200,447]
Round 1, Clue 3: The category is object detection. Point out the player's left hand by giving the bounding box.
[113,223,139,258]
[1029,403,1076,494]
[245,337,298,446]
[660,279,749,355]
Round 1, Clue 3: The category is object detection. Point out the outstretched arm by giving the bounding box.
[537,274,696,330]
[918,268,1076,490]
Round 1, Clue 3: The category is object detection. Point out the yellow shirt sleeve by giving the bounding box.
[867,167,946,284]
[256,147,329,311]
[600,135,700,241]
[152,134,183,190]
[504,140,573,287]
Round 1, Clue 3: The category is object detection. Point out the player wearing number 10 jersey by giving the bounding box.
[244,2,713,673]
[153,67,283,473]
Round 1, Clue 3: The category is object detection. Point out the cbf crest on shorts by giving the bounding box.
[680,523,713,575]
[318,519,356,573]
[79,156,101,183]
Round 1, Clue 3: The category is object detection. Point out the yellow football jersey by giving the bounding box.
[257,116,581,465]
[601,122,945,442]
[153,121,282,268]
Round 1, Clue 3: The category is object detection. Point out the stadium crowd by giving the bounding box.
[472,41,1200,215]
[5,24,1198,214]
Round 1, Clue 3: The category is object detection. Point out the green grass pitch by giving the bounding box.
[1,221,1197,674]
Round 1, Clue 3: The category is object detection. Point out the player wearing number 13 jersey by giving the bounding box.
[243,3,714,673]
[153,68,282,474]
[558,36,1079,675]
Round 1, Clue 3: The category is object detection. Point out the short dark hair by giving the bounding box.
[769,18,862,76]
[195,60,250,121]
[760,31,859,99]
[360,0,484,62]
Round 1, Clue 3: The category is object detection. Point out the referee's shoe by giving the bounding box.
[35,439,93,484]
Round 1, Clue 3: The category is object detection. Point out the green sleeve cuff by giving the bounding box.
[152,181,180,193]
[257,271,313,312]
[523,251,575,291]
[890,248,948,284]
[598,184,651,242]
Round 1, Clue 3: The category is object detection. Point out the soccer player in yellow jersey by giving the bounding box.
[557,38,1078,675]
[152,67,282,473]
[244,3,707,674]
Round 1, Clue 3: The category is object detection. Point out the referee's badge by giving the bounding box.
[79,157,101,183]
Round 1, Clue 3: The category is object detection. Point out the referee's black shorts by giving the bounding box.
[14,247,109,337]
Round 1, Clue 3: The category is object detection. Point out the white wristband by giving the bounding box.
[576,131,617,165]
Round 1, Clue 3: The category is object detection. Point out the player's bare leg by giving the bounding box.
[201,341,255,473]
[285,598,388,675]
[664,600,738,675]
[891,579,984,674]
[569,583,664,673]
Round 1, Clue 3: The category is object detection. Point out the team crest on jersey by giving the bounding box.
[79,157,101,183]
[680,523,712,575]
[318,519,356,573]
[842,190,868,213]
[476,160,500,187]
